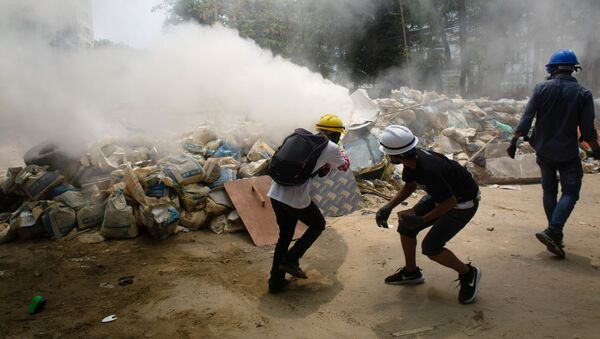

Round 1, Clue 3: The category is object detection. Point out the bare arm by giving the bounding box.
[384,182,417,211]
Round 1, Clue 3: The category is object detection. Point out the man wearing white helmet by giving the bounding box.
[375,125,481,304]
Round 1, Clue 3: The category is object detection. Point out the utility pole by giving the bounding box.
[213,1,218,24]
[399,0,413,88]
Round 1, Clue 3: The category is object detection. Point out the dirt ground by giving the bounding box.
[1,174,600,339]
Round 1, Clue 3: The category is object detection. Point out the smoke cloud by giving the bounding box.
[0,1,353,167]
[370,0,600,99]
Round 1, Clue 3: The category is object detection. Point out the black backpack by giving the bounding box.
[269,128,329,186]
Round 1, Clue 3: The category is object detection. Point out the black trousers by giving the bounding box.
[269,198,326,285]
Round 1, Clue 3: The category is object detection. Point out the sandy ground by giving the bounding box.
[1,175,600,338]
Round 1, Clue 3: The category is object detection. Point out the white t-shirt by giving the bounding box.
[268,141,345,209]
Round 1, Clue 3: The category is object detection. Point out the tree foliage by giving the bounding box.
[158,0,600,98]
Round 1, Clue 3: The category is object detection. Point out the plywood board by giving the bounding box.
[224,176,307,246]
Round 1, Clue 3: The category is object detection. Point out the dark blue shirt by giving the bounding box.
[516,74,597,162]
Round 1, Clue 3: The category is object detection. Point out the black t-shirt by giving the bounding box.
[402,149,479,203]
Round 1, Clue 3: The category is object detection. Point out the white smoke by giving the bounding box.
[0,1,353,167]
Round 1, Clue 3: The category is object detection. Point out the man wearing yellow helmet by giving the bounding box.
[315,113,345,144]
[267,114,349,293]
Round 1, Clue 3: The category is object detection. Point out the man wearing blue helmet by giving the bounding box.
[508,49,600,258]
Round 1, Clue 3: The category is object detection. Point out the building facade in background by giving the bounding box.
[50,0,94,48]
[1,0,94,48]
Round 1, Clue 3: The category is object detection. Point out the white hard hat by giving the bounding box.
[378,125,418,155]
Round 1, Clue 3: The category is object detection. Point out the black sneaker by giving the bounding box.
[384,267,424,285]
[535,229,565,259]
[458,264,481,304]
[278,263,308,279]
[268,279,290,294]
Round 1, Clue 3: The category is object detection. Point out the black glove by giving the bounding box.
[401,215,425,229]
[317,166,331,177]
[506,137,518,159]
[593,148,600,160]
[375,206,392,228]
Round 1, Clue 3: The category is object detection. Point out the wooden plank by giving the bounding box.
[224,176,307,246]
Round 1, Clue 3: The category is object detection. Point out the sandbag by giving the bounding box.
[53,190,88,210]
[101,190,138,239]
[135,165,169,198]
[181,184,210,212]
[146,182,169,198]
[191,126,217,145]
[10,201,48,240]
[0,222,17,244]
[2,167,22,194]
[209,214,245,234]
[126,146,151,164]
[0,212,10,224]
[47,184,77,198]
[180,210,209,230]
[208,167,237,189]
[99,144,127,169]
[140,203,180,239]
[42,203,77,239]
[205,197,228,217]
[182,142,205,155]
[77,202,106,230]
[238,159,269,178]
[122,166,148,205]
[109,169,125,185]
[209,215,228,234]
[16,165,64,200]
[216,156,240,169]
[213,143,239,158]
[159,155,205,186]
[202,158,221,184]
[204,139,222,156]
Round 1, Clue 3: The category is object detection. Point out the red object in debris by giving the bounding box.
[578,128,600,150]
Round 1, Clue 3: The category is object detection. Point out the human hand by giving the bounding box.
[376,206,392,228]
[506,137,518,159]
[317,165,331,177]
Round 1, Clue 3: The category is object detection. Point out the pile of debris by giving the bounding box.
[2,88,599,245]
[368,87,600,182]
[0,127,276,244]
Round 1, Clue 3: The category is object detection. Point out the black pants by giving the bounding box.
[269,198,326,286]
[398,195,478,256]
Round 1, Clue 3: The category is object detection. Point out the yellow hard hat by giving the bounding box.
[316,114,345,133]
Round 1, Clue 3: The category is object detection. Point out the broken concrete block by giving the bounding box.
[484,142,511,159]
[437,135,463,154]
[478,134,496,143]
[484,154,540,184]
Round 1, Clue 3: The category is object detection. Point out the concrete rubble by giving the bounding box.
[364,87,600,185]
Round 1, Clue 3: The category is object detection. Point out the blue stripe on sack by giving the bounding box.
[82,215,104,224]
[42,213,54,238]
[27,172,61,198]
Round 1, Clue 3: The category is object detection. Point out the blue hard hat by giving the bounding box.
[546,49,579,66]
[545,49,579,74]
